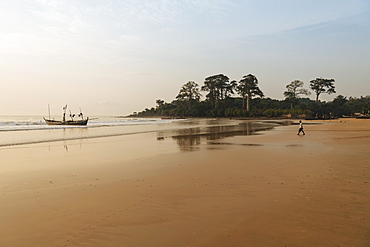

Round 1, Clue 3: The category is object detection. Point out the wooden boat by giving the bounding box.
[44,105,89,126]
[161,117,186,120]
[356,115,370,119]
[43,118,88,125]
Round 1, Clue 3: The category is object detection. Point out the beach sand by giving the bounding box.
[0,119,369,247]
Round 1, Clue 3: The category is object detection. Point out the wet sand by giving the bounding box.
[0,119,369,247]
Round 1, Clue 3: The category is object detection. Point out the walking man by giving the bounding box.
[297,120,305,135]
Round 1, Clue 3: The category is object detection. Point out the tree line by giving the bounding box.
[135,74,369,119]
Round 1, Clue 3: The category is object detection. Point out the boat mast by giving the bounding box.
[79,107,84,120]
[48,104,51,120]
[63,105,67,122]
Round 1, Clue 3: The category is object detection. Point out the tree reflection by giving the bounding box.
[168,122,269,151]
[156,120,288,151]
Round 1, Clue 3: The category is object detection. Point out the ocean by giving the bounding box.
[0,116,284,148]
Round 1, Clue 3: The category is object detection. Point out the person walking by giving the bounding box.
[297,120,305,135]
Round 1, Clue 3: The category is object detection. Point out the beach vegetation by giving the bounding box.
[135,74,369,119]
[309,77,336,102]
[236,74,264,112]
[284,80,311,109]
[176,81,202,110]
[201,74,236,109]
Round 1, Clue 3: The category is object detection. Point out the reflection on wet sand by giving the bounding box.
[209,142,263,147]
[158,120,287,151]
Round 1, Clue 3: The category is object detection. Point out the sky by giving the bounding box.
[1,0,369,116]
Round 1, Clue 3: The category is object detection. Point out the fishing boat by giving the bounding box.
[356,115,370,119]
[44,105,89,126]
[43,118,88,125]
[161,117,186,120]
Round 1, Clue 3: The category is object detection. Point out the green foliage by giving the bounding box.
[135,74,369,119]
[284,80,310,109]
[309,77,336,102]
[176,81,201,110]
[236,74,264,111]
[201,74,235,109]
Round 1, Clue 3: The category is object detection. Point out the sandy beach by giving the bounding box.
[0,118,369,247]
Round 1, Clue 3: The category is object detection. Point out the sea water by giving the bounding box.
[0,116,282,148]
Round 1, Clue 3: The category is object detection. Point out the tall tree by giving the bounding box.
[201,74,234,109]
[176,81,201,110]
[236,74,264,112]
[156,99,165,108]
[284,80,310,109]
[309,77,336,102]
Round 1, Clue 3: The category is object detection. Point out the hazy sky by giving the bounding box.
[1,0,369,116]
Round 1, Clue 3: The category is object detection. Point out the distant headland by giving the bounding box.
[132,74,369,119]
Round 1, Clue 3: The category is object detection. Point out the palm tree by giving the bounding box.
[236,74,264,112]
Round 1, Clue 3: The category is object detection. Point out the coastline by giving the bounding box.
[0,118,369,246]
